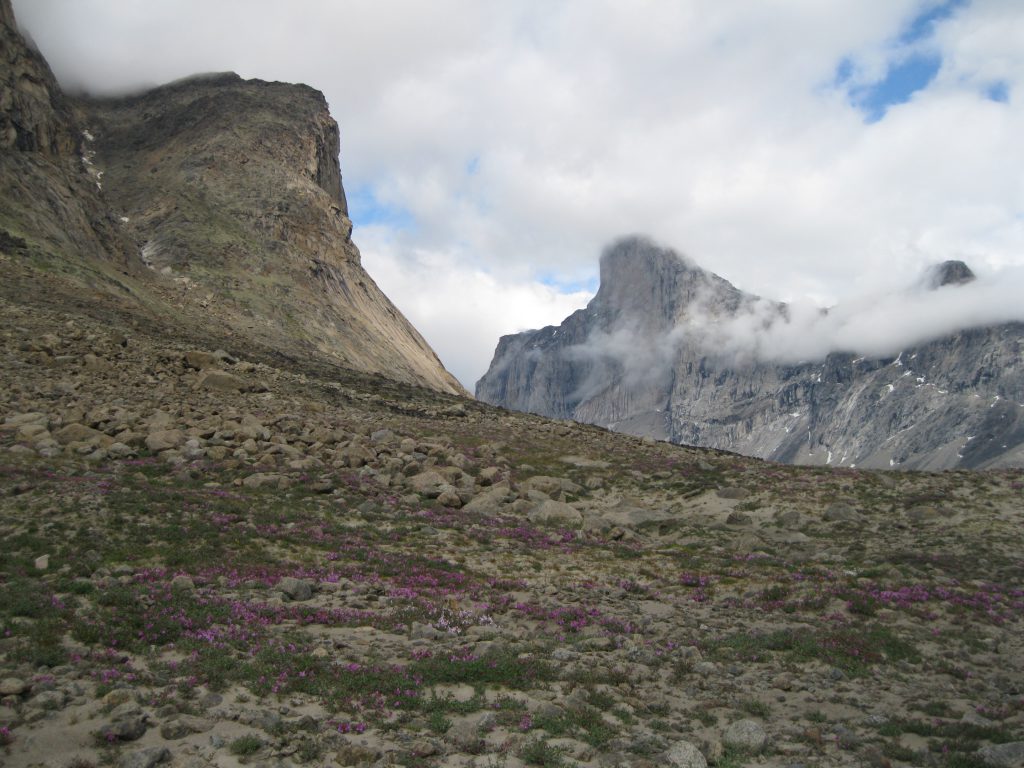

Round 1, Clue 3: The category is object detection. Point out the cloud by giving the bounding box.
[682,266,1024,365]
[563,252,1024,381]
[356,226,591,389]
[12,0,1024,385]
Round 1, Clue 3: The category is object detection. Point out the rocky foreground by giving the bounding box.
[1,300,1023,768]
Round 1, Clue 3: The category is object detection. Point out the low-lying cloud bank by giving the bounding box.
[687,265,1024,365]
[557,258,1024,393]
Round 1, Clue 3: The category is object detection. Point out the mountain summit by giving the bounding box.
[477,237,1024,470]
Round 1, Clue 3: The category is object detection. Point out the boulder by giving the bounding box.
[463,483,511,515]
[276,577,313,601]
[722,719,767,753]
[119,747,171,768]
[183,350,220,370]
[0,678,27,696]
[145,429,185,452]
[521,475,582,496]
[665,740,708,768]
[977,742,1024,768]
[54,423,107,445]
[823,502,859,522]
[528,499,583,527]
[196,370,247,392]
[407,470,447,498]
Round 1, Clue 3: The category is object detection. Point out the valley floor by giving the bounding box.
[1,299,1022,768]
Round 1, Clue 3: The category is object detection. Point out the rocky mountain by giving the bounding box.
[477,236,1024,470]
[0,0,462,395]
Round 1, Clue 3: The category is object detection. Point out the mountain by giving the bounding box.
[0,0,462,395]
[477,236,1024,470]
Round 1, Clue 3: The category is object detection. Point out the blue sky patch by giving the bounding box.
[836,0,966,122]
[347,184,416,231]
[538,272,599,294]
[898,0,967,45]
[985,81,1010,103]
[850,52,942,122]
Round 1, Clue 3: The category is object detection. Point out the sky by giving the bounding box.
[12,0,1024,389]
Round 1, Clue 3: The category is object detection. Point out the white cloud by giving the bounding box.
[356,227,591,389]
[13,0,1024,385]
[684,266,1024,365]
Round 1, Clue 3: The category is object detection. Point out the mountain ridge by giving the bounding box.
[477,236,1024,470]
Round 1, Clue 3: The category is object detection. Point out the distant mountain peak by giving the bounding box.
[478,236,1024,470]
[925,260,976,289]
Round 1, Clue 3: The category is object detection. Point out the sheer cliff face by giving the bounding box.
[477,237,1024,470]
[0,0,137,274]
[0,0,74,156]
[0,4,462,395]
[79,75,462,393]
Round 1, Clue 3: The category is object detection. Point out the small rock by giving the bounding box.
[664,739,708,768]
[478,466,501,485]
[159,720,191,740]
[171,574,195,591]
[527,499,583,527]
[411,621,446,640]
[437,486,463,508]
[119,746,171,768]
[146,429,185,452]
[370,429,396,445]
[977,742,1024,768]
[30,690,65,710]
[100,717,147,742]
[107,442,136,459]
[463,483,511,515]
[823,502,858,522]
[638,600,675,620]
[276,576,313,601]
[183,351,220,370]
[160,715,213,740]
[196,370,247,392]
[407,470,447,498]
[54,423,107,445]
[0,678,27,696]
[722,719,767,753]
[725,511,752,526]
